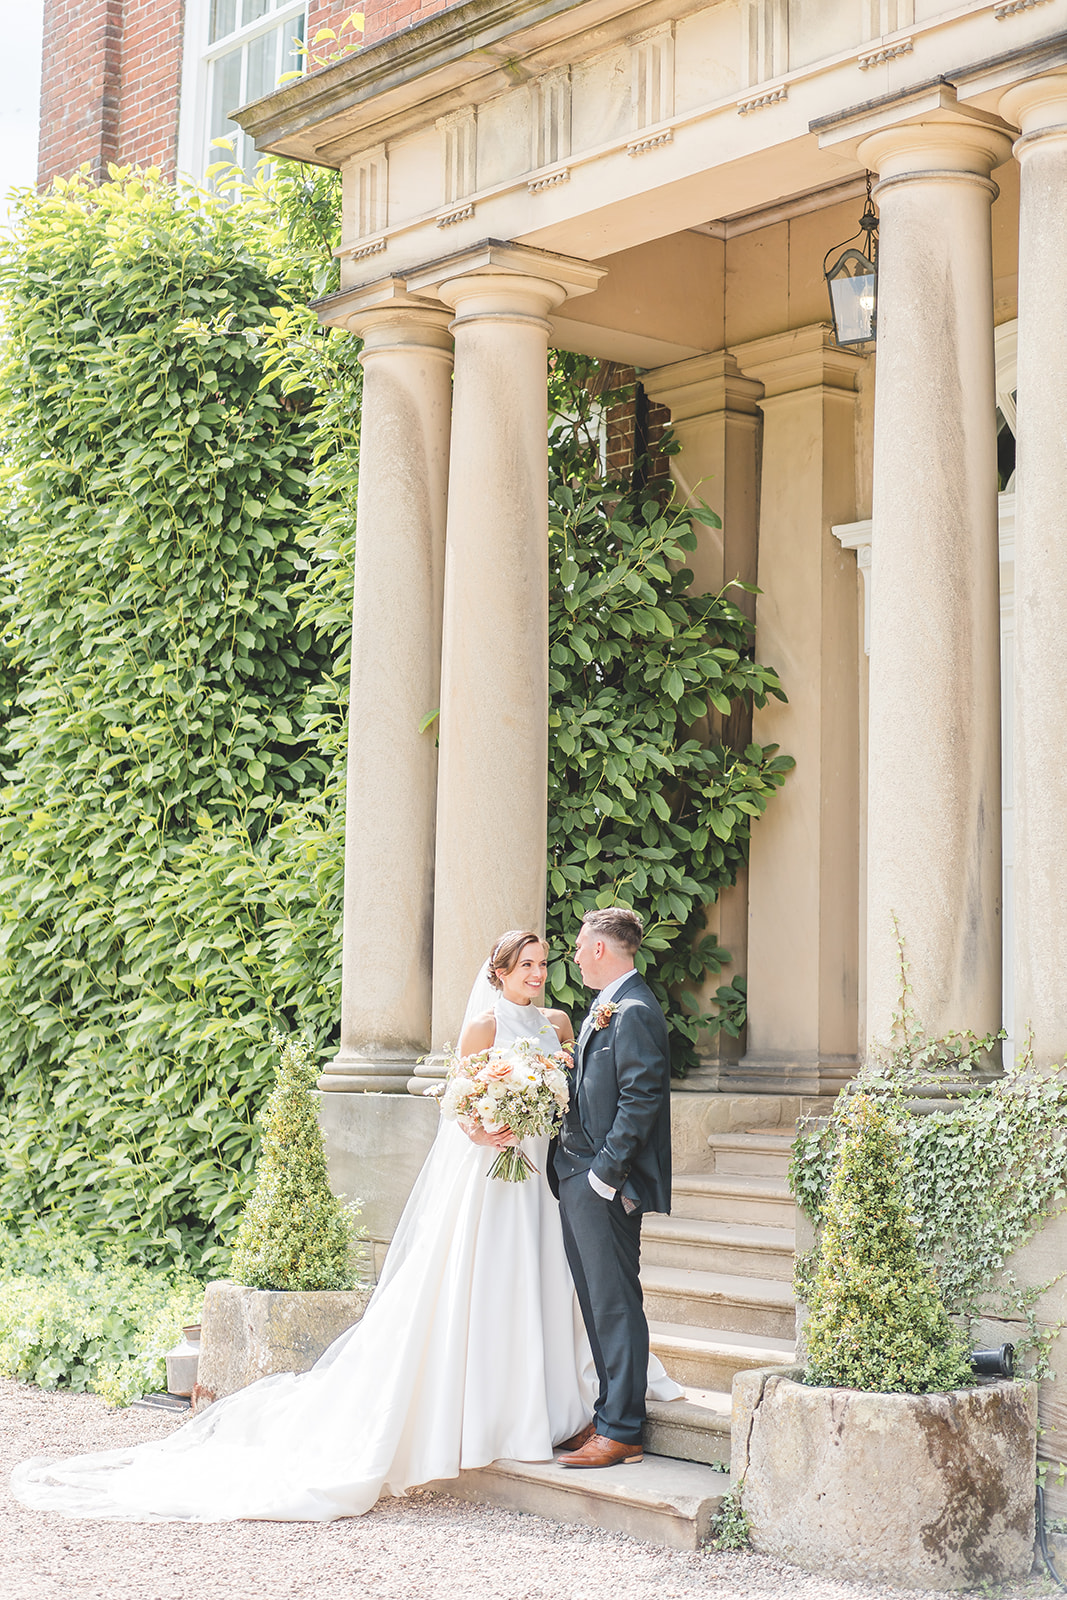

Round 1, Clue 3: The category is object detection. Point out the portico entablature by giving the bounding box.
[236,0,1067,289]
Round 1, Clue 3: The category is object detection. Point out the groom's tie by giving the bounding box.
[576,1004,597,1072]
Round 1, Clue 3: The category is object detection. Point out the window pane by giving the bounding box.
[245,28,277,104]
[245,0,273,21]
[210,0,238,43]
[281,13,305,76]
[209,45,243,151]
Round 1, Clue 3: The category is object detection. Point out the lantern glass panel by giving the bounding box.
[827,247,877,345]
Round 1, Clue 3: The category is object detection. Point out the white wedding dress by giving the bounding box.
[11,991,681,1522]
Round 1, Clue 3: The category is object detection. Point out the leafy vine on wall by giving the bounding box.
[791,953,1067,1373]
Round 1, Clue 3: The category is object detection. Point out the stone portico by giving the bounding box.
[236,0,1067,1542]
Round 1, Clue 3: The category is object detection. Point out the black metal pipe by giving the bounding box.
[971,1344,1014,1378]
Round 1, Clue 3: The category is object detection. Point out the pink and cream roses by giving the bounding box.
[428,1036,572,1182]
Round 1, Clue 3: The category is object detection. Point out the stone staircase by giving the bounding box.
[431,1123,802,1549]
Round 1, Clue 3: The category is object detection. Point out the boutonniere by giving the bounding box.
[593,1001,618,1031]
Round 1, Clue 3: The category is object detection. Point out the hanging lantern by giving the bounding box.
[824,173,879,347]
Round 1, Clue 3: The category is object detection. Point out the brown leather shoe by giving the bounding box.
[557,1433,643,1468]
[556,1420,596,1454]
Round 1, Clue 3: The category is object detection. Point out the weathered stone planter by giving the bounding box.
[732,1368,1036,1591]
[192,1280,372,1413]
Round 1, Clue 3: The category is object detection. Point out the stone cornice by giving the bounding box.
[233,0,692,166]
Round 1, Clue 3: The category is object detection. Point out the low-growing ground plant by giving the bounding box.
[229,1034,363,1291]
[0,1225,203,1407]
[803,1093,973,1394]
[709,1481,751,1550]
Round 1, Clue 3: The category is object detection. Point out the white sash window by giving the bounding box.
[178,0,307,183]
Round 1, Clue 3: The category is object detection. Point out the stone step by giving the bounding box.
[671,1173,796,1228]
[643,1386,731,1467]
[650,1319,796,1391]
[642,1215,794,1280]
[641,1263,796,1340]
[707,1130,795,1178]
[426,1450,726,1551]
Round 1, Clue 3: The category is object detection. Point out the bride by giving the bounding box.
[12,929,680,1522]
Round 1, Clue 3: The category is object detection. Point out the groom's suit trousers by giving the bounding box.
[558,1171,647,1446]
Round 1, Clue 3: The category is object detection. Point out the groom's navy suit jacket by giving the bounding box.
[551,973,672,1215]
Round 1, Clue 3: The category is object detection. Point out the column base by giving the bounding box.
[318,1053,423,1095]
[720,1055,859,1098]
[407,1054,447,1098]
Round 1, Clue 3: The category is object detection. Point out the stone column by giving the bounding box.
[316,291,454,1091]
[643,353,764,1076]
[732,327,865,1096]
[857,110,1014,1049]
[999,75,1067,1067]
[402,251,603,1066]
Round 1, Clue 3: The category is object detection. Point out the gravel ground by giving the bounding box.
[0,1379,1061,1600]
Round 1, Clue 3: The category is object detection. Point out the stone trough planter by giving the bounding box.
[191,1279,372,1413]
[732,1368,1037,1591]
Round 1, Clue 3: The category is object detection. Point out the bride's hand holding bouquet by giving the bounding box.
[431,1036,573,1182]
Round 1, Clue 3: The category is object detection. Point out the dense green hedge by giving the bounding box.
[0,170,354,1272]
[0,168,789,1271]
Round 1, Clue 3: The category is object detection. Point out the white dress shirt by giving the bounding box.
[583,969,636,1200]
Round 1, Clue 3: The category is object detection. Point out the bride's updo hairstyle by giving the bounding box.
[487,929,544,989]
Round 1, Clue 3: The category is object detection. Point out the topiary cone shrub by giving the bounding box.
[804,1092,972,1393]
[229,1033,361,1291]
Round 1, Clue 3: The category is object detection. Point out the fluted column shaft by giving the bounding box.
[860,116,1013,1048]
[321,305,454,1091]
[1000,75,1067,1067]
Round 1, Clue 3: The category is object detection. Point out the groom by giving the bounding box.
[551,906,672,1468]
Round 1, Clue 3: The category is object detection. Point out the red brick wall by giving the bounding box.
[362,0,457,47]
[38,0,185,186]
[604,369,671,486]
[36,0,438,191]
[38,0,124,185]
[116,0,186,176]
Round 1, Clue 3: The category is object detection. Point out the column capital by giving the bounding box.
[405,240,605,308]
[642,351,763,422]
[1000,72,1067,149]
[731,324,865,399]
[313,275,449,330]
[816,82,1014,181]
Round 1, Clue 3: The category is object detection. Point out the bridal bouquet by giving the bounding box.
[430,1036,573,1182]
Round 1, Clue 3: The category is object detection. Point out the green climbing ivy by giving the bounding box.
[543,357,793,1069]
[0,167,352,1273]
[791,949,1067,1374]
